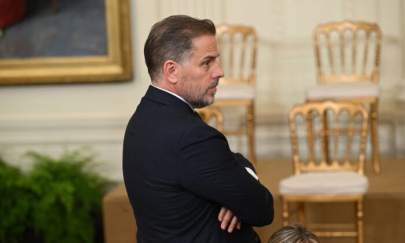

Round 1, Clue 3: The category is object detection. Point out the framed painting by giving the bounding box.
[0,0,133,85]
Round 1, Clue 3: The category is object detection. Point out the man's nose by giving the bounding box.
[214,62,224,79]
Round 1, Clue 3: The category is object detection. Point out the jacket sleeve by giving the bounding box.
[233,152,257,173]
[178,124,274,226]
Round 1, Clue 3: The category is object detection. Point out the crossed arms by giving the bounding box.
[179,125,274,232]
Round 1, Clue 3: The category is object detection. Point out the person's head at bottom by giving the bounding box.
[268,224,320,243]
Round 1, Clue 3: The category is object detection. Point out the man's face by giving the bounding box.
[176,35,224,108]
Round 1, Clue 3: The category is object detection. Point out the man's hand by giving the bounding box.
[218,207,241,233]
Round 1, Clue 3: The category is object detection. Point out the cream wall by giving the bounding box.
[1,0,404,180]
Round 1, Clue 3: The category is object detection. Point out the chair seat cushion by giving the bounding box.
[215,85,255,99]
[279,171,368,195]
[307,83,379,99]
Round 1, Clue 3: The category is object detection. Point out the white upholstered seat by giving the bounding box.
[280,171,368,195]
[215,85,255,99]
[307,83,379,99]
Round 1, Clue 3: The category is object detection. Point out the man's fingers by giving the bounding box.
[218,207,242,232]
[227,216,239,233]
[218,207,226,221]
[220,209,233,230]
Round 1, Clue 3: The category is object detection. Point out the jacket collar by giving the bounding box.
[143,85,195,114]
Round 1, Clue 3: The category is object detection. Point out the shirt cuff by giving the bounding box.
[245,167,259,180]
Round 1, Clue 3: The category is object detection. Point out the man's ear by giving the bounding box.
[162,60,179,84]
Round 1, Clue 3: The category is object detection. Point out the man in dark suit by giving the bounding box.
[123,15,274,243]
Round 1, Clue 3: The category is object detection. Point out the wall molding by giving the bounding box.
[1,108,403,181]
[0,113,127,145]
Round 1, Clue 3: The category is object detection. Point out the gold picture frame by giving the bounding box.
[0,0,133,85]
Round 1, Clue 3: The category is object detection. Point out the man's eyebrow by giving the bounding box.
[201,54,220,62]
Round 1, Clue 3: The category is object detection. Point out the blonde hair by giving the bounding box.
[268,224,319,243]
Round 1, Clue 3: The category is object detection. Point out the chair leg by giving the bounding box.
[356,198,364,243]
[298,202,306,225]
[282,198,289,226]
[247,102,256,165]
[370,101,380,174]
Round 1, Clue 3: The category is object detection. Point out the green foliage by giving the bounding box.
[0,159,32,243]
[0,150,110,243]
[26,150,109,243]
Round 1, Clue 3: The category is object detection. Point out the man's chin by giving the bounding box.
[192,97,215,109]
[204,96,215,107]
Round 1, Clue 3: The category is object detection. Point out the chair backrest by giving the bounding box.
[196,107,224,132]
[216,24,258,85]
[288,101,369,175]
[314,20,382,84]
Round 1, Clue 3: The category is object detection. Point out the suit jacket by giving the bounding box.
[123,86,274,243]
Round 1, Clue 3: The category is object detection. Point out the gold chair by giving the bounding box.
[214,24,258,164]
[307,20,382,174]
[196,106,224,132]
[280,101,369,243]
